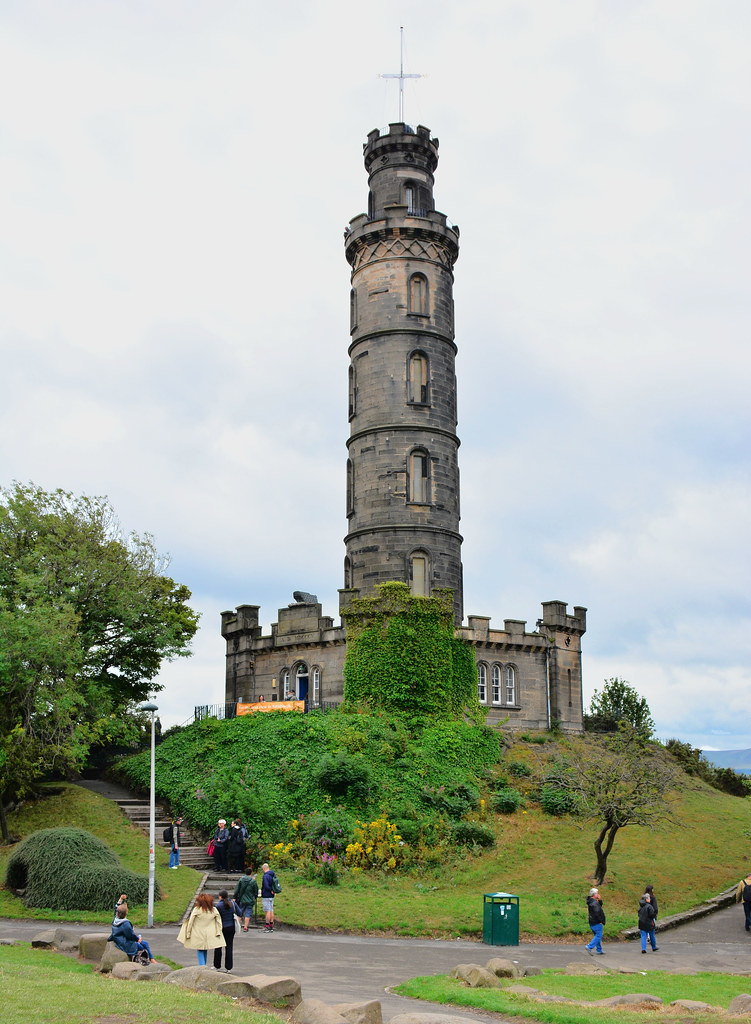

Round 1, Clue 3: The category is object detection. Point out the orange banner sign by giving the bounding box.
[236,700,305,716]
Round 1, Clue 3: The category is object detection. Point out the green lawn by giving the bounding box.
[0,944,282,1024]
[0,784,201,926]
[395,969,751,1023]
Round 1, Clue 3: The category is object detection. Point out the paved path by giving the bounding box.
[3,905,751,1023]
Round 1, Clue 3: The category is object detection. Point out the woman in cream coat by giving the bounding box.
[177,892,225,965]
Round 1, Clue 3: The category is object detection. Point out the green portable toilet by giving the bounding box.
[482,891,519,945]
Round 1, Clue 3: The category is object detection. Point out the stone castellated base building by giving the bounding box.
[221,123,586,732]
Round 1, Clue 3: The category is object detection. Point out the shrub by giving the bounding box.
[345,816,406,872]
[539,783,578,816]
[508,760,532,778]
[316,752,370,798]
[452,822,496,848]
[492,787,524,814]
[4,827,154,911]
[303,810,353,855]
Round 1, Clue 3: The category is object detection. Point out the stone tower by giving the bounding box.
[343,123,463,623]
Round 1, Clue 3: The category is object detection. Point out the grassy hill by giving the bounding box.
[2,717,749,938]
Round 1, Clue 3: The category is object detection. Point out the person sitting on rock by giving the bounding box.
[109,904,155,963]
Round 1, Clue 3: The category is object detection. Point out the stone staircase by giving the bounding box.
[115,798,213,871]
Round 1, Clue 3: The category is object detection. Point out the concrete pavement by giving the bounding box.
[2,904,750,1022]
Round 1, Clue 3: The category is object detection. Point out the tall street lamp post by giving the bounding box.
[140,701,159,928]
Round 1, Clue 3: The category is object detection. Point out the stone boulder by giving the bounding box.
[670,1000,715,1012]
[98,946,129,973]
[564,961,608,976]
[31,927,79,951]
[133,964,172,982]
[594,994,662,1006]
[504,984,542,997]
[78,933,109,961]
[464,966,501,988]
[224,973,302,1008]
[728,994,751,1015]
[332,1001,383,1024]
[164,966,227,991]
[449,963,482,982]
[485,957,523,978]
[0,938,20,946]
[111,962,142,980]
[291,999,349,1024]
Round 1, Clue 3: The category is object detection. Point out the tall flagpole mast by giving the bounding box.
[380,26,423,122]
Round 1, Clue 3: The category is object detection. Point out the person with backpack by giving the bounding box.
[261,862,281,932]
[735,872,751,931]
[164,816,183,869]
[584,887,606,955]
[234,868,259,931]
[638,892,658,953]
[109,903,155,964]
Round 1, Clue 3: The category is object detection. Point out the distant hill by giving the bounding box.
[703,748,751,774]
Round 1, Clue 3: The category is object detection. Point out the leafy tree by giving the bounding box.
[585,677,655,738]
[0,482,199,840]
[545,728,677,883]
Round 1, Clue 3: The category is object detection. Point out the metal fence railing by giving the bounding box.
[193,700,338,723]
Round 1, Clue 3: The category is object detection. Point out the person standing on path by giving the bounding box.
[261,862,279,932]
[735,873,751,932]
[234,868,259,931]
[176,892,225,966]
[213,890,237,972]
[585,887,606,955]
[638,892,658,953]
[213,819,230,872]
[169,816,183,869]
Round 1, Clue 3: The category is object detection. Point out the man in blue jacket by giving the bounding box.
[261,862,279,932]
[109,903,155,963]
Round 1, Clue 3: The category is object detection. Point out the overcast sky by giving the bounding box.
[2,0,749,751]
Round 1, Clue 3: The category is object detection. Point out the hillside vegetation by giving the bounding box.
[112,712,751,938]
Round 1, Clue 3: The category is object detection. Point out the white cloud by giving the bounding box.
[1,0,749,745]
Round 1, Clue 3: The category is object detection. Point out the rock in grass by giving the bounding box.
[111,962,142,979]
[234,973,302,1007]
[291,998,348,1024]
[31,927,79,951]
[99,946,129,973]
[332,1000,383,1024]
[670,999,715,1011]
[387,1014,481,1024]
[485,957,523,978]
[164,966,226,991]
[565,961,608,976]
[728,994,751,1015]
[78,933,109,960]
[449,963,482,982]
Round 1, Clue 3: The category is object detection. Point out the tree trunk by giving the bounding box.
[0,798,9,844]
[593,822,619,884]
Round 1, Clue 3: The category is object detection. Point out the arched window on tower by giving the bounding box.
[409,549,430,597]
[408,351,429,405]
[408,448,430,504]
[348,364,356,419]
[477,663,488,704]
[505,665,516,705]
[343,556,352,589]
[346,459,354,516]
[408,273,428,315]
[491,664,502,705]
[368,190,375,220]
[350,288,357,331]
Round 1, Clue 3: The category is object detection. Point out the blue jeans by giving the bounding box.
[135,939,153,960]
[169,846,180,867]
[640,928,657,951]
[197,949,207,966]
[586,923,603,952]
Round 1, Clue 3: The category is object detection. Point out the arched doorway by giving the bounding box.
[295,662,309,702]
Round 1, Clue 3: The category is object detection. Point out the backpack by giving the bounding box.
[272,873,282,894]
[162,825,172,843]
[131,947,150,966]
[743,882,751,902]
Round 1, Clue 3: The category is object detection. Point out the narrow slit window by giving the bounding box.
[409,450,429,503]
[491,665,502,704]
[410,551,429,597]
[408,351,429,404]
[409,274,428,315]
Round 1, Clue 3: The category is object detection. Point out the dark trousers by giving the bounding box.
[213,926,235,970]
[213,844,227,871]
[744,901,751,931]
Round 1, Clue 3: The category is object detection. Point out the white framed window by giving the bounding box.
[281,668,290,700]
[312,667,320,706]
[505,665,516,705]
[491,664,502,704]
[477,663,487,704]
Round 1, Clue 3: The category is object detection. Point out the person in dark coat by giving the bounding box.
[213,819,229,872]
[638,892,658,952]
[234,868,259,931]
[213,890,237,972]
[584,887,606,955]
[109,904,155,962]
[228,818,247,872]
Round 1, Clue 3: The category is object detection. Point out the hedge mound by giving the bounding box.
[4,827,155,911]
